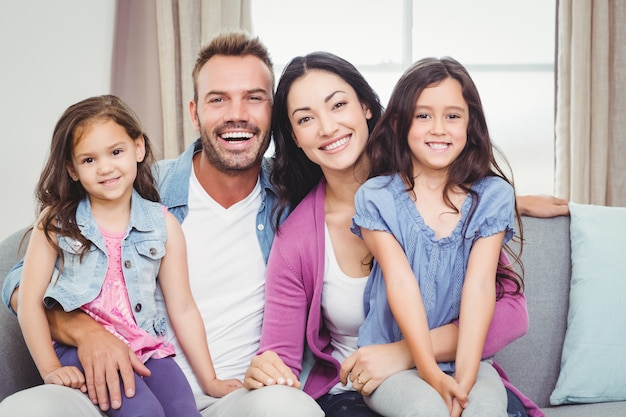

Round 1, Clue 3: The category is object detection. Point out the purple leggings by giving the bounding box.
[55,343,201,417]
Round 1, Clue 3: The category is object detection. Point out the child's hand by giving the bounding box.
[425,370,468,413]
[450,397,467,417]
[44,366,86,392]
[205,378,244,398]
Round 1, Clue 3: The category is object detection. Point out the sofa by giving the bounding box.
[1,215,625,416]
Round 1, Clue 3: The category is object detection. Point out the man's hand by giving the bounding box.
[42,302,150,411]
[75,325,150,411]
[13,284,152,411]
[517,195,569,218]
[244,351,300,390]
[12,285,153,411]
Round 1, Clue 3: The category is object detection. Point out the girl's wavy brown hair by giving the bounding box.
[366,57,524,296]
[34,95,159,264]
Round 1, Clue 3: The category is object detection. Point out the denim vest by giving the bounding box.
[3,191,168,337]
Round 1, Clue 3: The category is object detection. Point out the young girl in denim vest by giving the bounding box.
[17,95,241,416]
[351,57,523,417]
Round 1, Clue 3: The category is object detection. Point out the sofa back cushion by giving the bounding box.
[494,215,572,409]
[549,203,626,405]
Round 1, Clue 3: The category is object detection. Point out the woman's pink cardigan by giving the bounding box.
[258,180,542,416]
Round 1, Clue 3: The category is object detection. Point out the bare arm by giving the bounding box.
[17,223,85,390]
[159,213,242,397]
[454,232,503,397]
[517,195,569,217]
[360,228,466,410]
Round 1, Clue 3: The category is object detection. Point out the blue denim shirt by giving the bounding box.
[352,174,515,373]
[3,139,281,312]
[3,189,169,337]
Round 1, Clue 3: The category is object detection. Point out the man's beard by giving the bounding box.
[199,123,269,175]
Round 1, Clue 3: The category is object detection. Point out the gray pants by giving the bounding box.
[365,361,508,417]
[0,384,323,417]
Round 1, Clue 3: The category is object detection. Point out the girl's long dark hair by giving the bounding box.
[270,51,383,231]
[36,95,158,262]
[366,57,524,296]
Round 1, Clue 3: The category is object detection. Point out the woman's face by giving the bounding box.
[287,70,372,174]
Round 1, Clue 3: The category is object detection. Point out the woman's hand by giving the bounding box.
[243,351,301,390]
[340,342,413,396]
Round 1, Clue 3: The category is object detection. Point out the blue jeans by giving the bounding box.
[506,387,529,417]
[317,388,528,417]
[55,344,201,417]
[317,391,381,417]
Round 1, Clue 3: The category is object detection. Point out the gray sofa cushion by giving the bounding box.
[495,216,571,409]
[496,216,626,416]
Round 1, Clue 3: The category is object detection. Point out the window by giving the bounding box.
[252,0,556,195]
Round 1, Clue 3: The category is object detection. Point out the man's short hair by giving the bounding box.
[192,31,274,103]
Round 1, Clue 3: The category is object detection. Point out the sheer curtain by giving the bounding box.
[111,0,252,160]
[156,0,252,158]
[111,1,164,157]
[555,0,626,206]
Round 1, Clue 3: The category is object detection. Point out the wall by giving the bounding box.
[0,1,116,241]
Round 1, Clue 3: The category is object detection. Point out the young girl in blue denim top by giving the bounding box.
[17,95,241,416]
[351,57,523,417]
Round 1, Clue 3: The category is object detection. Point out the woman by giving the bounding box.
[244,52,553,416]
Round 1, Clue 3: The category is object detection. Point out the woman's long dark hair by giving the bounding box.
[270,52,383,231]
[35,95,158,262]
[366,57,524,296]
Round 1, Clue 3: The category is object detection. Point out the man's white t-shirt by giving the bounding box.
[161,168,266,395]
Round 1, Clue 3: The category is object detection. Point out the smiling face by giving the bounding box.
[286,70,372,175]
[408,77,468,175]
[67,119,145,206]
[190,54,273,174]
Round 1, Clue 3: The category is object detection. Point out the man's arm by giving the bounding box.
[517,195,569,217]
[10,287,149,411]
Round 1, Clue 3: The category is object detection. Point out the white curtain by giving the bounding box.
[555,0,626,206]
[155,0,252,158]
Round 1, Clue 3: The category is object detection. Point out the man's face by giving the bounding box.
[191,55,273,175]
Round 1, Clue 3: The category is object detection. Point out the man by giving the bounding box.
[0,31,323,417]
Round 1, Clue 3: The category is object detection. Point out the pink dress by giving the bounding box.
[80,223,174,363]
